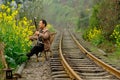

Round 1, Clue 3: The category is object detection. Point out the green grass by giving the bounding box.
[107,48,120,64]
[76,29,120,67]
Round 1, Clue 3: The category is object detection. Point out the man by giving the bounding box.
[27,19,50,60]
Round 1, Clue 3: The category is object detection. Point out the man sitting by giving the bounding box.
[27,19,50,61]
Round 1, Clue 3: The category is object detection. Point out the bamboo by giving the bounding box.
[1,51,8,69]
[0,42,8,80]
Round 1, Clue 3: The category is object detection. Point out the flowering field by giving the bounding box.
[110,25,120,47]
[83,27,104,46]
[0,3,35,68]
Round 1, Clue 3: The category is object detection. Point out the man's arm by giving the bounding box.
[29,31,39,41]
[39,31,50,39]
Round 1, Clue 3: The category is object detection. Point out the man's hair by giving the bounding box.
[41,19,47,27]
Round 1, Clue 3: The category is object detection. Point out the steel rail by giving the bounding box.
[58,33,83,80]
[69,31,120,79]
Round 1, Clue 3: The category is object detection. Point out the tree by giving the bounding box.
[19,0,43,21]
[97,0,119,39]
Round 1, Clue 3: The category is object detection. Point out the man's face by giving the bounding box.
[39,21,45,29]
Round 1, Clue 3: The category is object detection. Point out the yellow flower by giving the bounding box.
[7,2,10,5]
[23,48,26,52]
[0,12,2,18]
[18,4,21,8]
[30,20,32,23]
[6,8,11,13]
[15,10,18,15]
[23,20,27,26]
[3,13,7,18]
[1,4,6,10]
[22,44,24,47]
[6,16,13,21]
[23,17,27,21]
[28,31,33,35]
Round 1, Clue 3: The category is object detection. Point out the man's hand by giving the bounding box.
[29,31,39,41]
[29,35,38,41]
[35,31,39,35]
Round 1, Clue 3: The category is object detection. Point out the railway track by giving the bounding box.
[17,28,120,80]
[50,31,71,80]
[50,28,120,80]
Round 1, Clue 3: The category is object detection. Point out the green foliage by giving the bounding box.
[42,0,79,27]
[0,4,34,68]
[76,0,94,29]
[0,60,4,69]
[91,34,104,46]
[19,0,43,20]
[5,55,17,67]
[89,4,100,27]
[82,28,90,41]
[16,54,27,64]
[114,48,120,58]
[83,27,104,46]
[84,0,120,48]
[97,0,118,39]
[110,24,120,47]
[98,40,116,53]
[107,47,120,61]
[47,24,56,32]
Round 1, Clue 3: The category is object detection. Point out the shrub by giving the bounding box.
[47,24,55,32]
[110,25,120,47]
[0,3,34,67]
[83,27,104,46]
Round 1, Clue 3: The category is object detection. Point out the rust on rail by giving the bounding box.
[69,30,120,79]
[58,33,83,80]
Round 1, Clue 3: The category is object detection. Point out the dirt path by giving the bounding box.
[18,55,52,80]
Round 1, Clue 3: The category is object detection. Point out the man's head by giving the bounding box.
[39,19,47,29]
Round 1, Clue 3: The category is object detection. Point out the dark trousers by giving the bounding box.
[27,44,44,58]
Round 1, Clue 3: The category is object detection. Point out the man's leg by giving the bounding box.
[27,46,40,59]
[27,45,44,59]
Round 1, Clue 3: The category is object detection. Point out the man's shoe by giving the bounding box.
[26,53,30,60]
